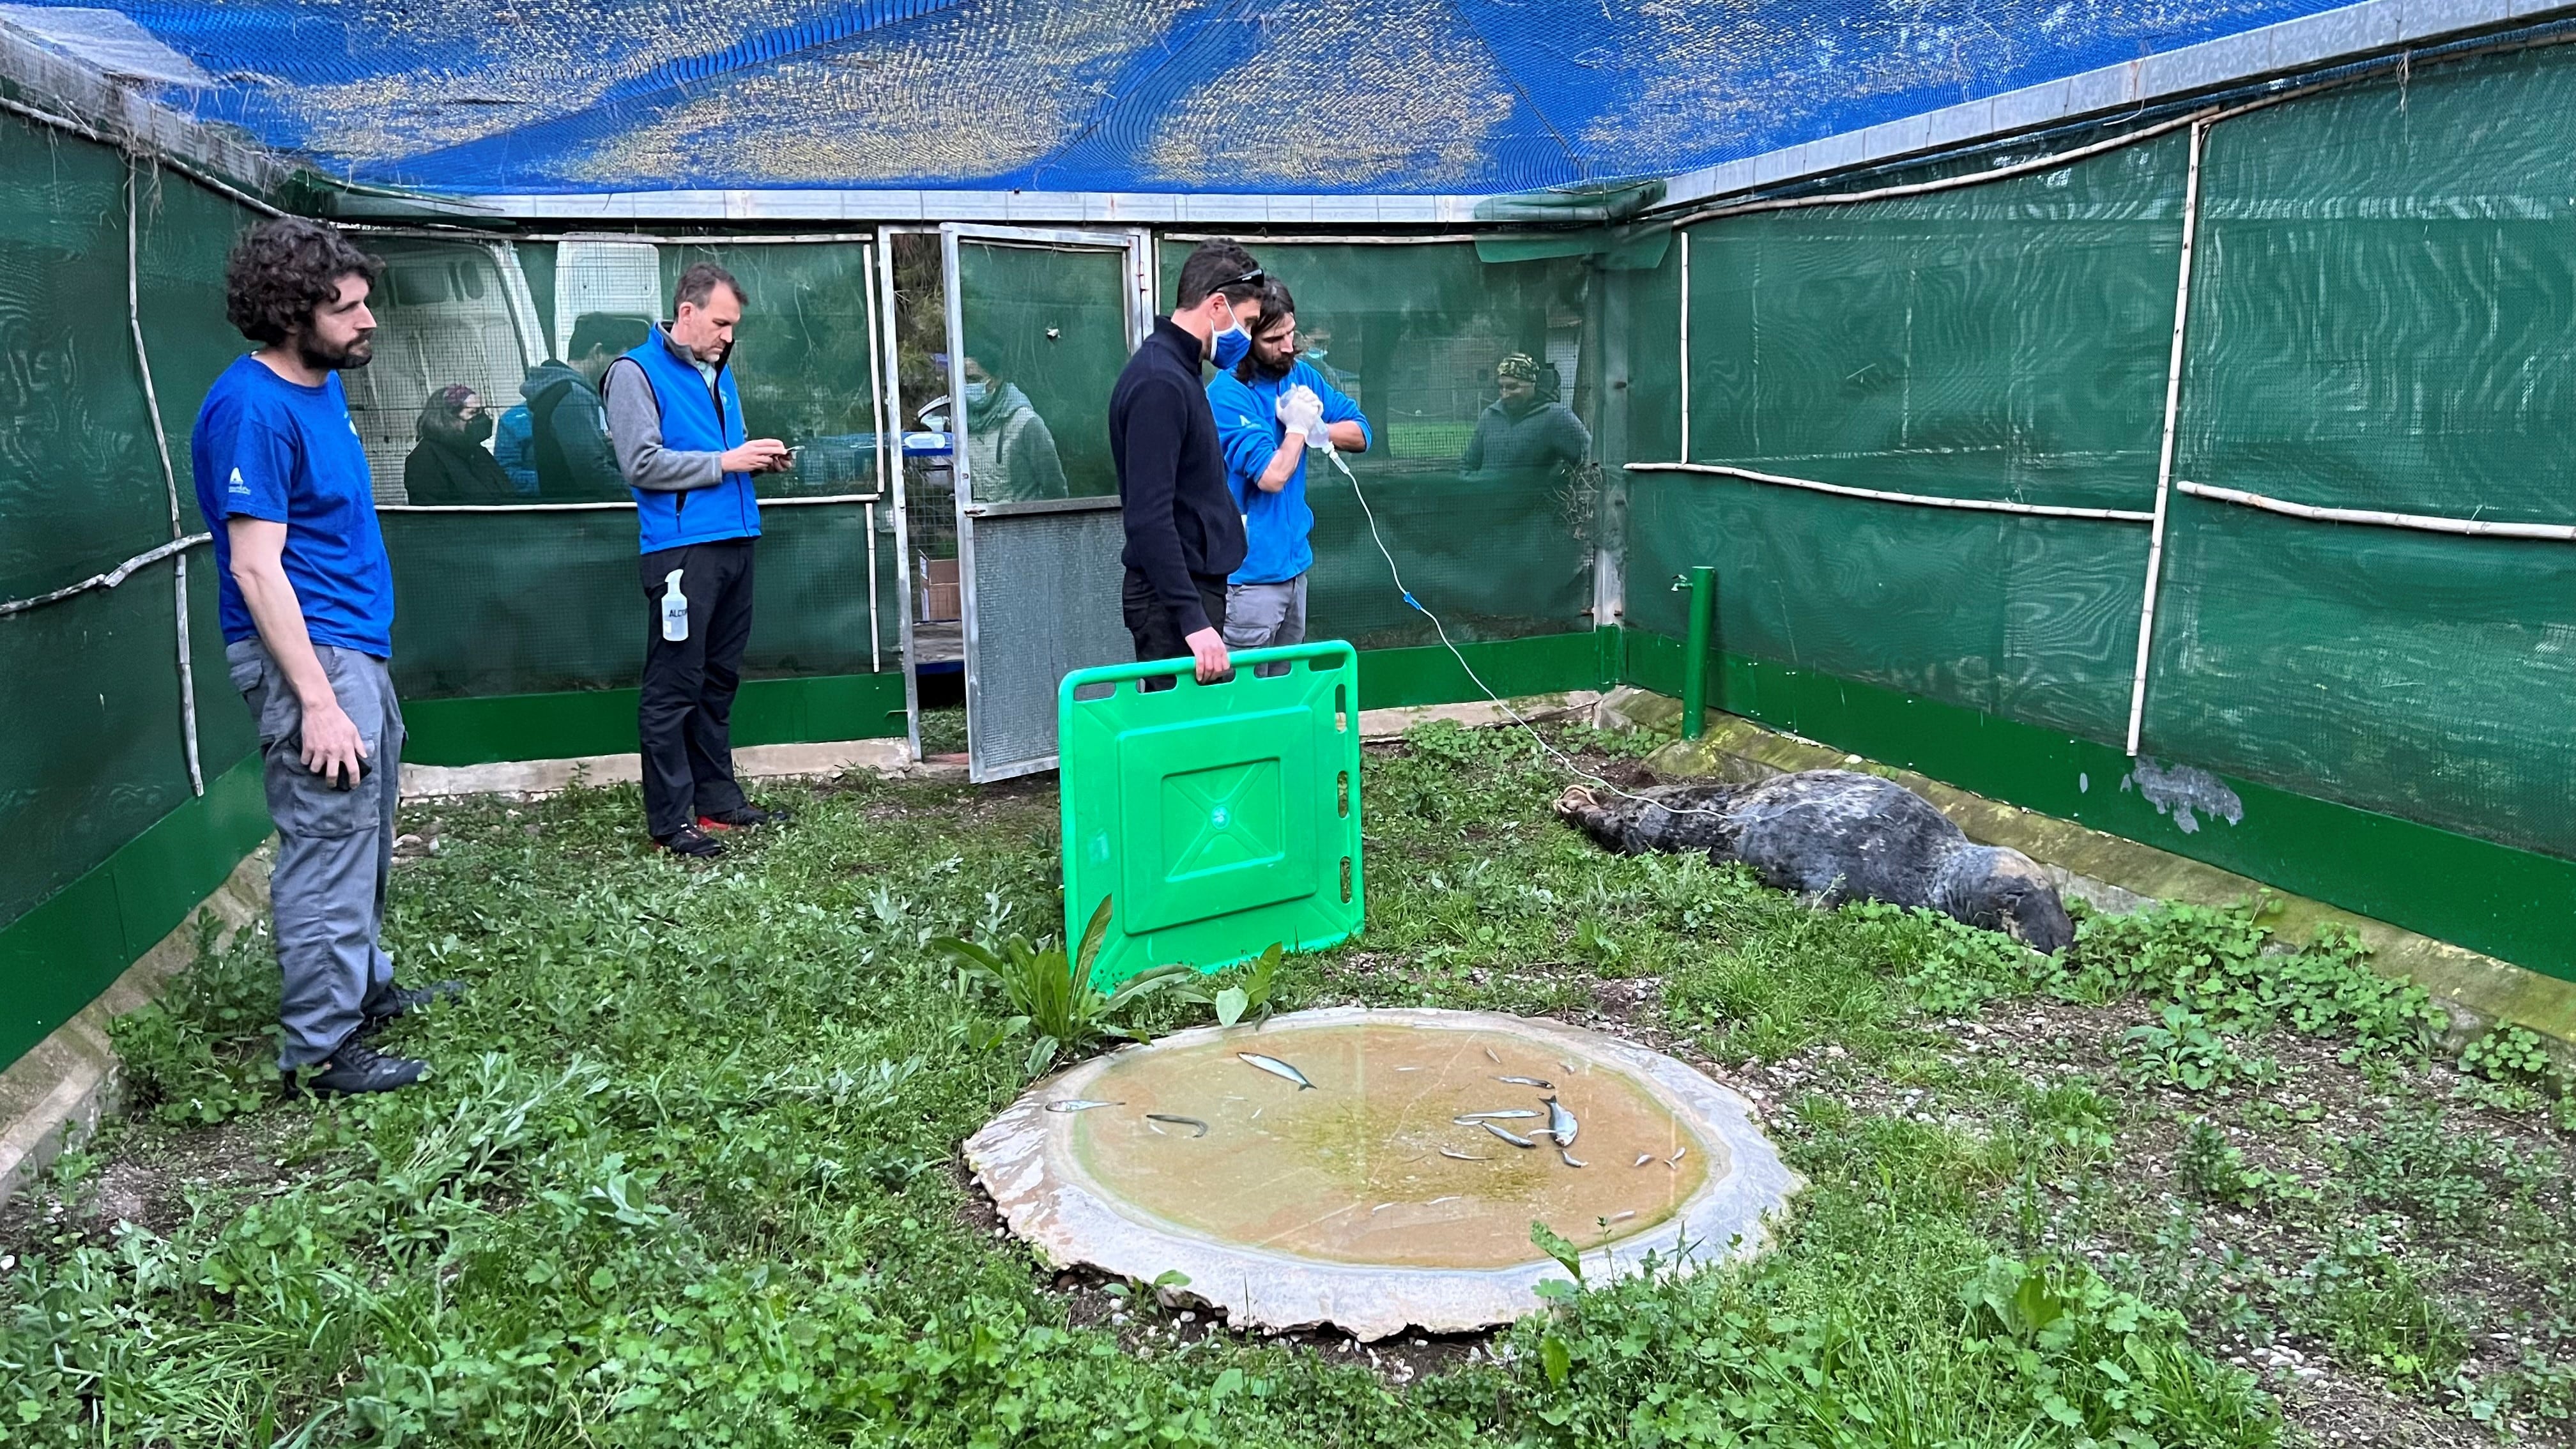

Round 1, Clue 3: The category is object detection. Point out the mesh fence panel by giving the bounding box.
[350,236,898,698]
[2147,45,2576,858]
[0,123,213,925]
[134,165,266,780]
[1683,134,2185,511]
[134,162,257,539]
[1161,240,1598,646]
[660,241,885,497]
[2144,494,2576,855]
[385,503,891,700]
[1625,482,2151,741]
[1648,135,2181,741]
[956,240,1128,502]
[0,116,171,596]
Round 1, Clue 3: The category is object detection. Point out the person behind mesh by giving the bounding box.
[956,353,1068,502]
[601,262,793,858]
[402,385,516,505]
[1461,350,1591,483]
[192,217,464,1097]
[523,312,650,501]
[490,392,538,495]
[1206,278,1370,665]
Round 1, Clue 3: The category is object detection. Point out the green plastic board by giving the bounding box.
[1059,642,1365,986]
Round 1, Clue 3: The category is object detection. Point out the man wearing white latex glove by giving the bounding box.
[1208,279,1370,666]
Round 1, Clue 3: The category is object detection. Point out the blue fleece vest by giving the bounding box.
[624,333,760,552]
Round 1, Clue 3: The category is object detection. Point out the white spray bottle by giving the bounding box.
[659,569,689,643]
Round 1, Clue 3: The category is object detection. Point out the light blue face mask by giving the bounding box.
[962,380,990,406]
[1210,310,1252,371]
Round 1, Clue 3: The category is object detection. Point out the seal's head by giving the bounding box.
[1931,845,2074,954]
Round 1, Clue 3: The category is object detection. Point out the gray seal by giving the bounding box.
[1554,770,2073,953]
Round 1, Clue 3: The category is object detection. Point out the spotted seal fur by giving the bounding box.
[1554,770,2072,953]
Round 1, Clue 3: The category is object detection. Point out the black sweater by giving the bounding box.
[1110,316,1246,636]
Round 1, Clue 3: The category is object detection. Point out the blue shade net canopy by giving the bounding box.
[8,0,2370,195]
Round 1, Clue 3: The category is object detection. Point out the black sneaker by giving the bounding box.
[656,824,725,858]
[357,978,467,1039]
[288,1039,426,1096]
[699,803,789,831]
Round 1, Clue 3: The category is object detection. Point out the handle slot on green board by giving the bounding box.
[1338,770,1351,818]
[1340,857,1353,904]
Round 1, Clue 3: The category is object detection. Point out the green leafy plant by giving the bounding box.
[2122,1003,2278,1092]
[2342,1112,2504,1231]
[1957,1255,2280,1445]
[935,898,1197,1075]
[106,916,287,1124]
[2176,1118,2294,1207]
[2462,1023,2559,1086]
[2285,1223,2469,1390]
[1570,912,1624,967]
[1200,942,1284,1029]
[2060,904,2440,1057]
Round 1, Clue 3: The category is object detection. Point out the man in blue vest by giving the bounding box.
[602,263,793,859]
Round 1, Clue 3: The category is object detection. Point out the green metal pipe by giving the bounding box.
[1681,565,1715,739]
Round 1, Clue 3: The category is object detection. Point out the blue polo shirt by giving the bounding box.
[1206,360,1370,586]
[191,355,395,657]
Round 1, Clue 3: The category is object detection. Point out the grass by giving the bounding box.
[2,719,2571,1446]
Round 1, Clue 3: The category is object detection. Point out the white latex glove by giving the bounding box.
[1275,385,1326,445]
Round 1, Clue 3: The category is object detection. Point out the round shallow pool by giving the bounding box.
[965,1007,1800,1340]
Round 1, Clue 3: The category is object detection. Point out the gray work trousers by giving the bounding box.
[227,639,405,1068]
[1224,573,1307,675]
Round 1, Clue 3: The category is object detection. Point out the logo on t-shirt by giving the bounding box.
[227,466,250,495]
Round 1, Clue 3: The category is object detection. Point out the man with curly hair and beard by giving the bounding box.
[193,217,460,1096]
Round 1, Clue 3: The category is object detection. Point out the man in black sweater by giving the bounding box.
[1110,240,1267,682]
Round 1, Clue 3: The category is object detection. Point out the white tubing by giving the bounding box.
[2177,480,2576,540]
[1676,229,1691,464]
[1675,107,2218,227]
[0,93,285,218]
[127,158,203,794]
[2124,119,2209,760]
[1669,80,2336,229]
[862,239,887,678]
[0,534,208,617]
[1623,461,2154,522]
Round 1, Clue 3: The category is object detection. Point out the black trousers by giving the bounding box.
[639,539,755,837]
[1122,566,1227,685]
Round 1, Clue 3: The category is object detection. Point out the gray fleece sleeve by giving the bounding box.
[603,357,724,493]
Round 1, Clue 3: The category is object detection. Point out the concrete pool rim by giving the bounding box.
[963,1005,1804,1341]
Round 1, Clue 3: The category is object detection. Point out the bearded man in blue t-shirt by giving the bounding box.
[1206,279,1370,658]
[193,218,461,1096]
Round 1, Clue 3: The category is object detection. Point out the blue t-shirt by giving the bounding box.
[191,355,395,657]
[1206,360,1370,586]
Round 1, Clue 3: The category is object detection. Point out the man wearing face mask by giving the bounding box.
[956,353,1068,502]
[1108,240,1266,682]
[1206,279,1369,658]
[1461,351,1591,484]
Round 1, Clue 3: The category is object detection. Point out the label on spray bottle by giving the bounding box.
[660,569,689,643]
